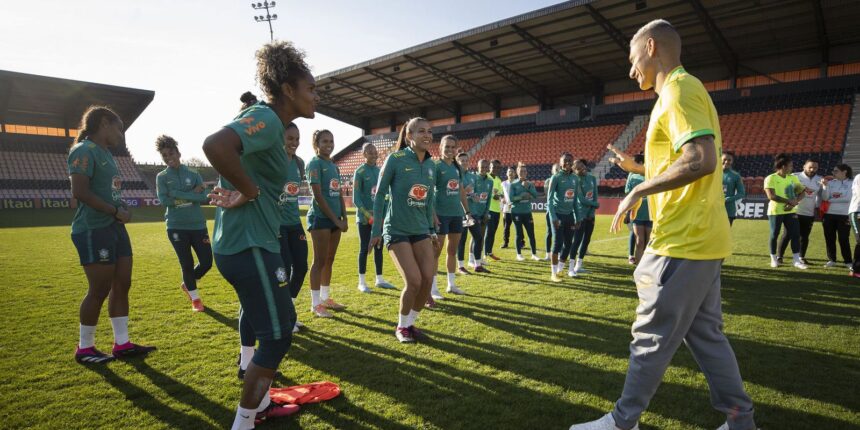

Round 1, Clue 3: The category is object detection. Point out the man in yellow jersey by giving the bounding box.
[570,20,755,430]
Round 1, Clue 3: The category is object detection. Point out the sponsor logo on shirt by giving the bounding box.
[329,178,341,197]
[833,192,842,199]
[239,116,266,136]
[407,184,429,207]
[111,176,122,201]
[71,156,89,170]
[371,186,377,198]
[479,192,488,203]
[564,189,575,201]
[446,179,459,196]
[586,191,594,199]
[279,182,300,205]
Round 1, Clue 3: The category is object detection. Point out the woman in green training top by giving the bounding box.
[353,142,394,293]
[570,158,599,274]
[623,153,650,265]
[306,129,348,317]
[546,152,580,281]
[155,135,211,313]
[203,41,316,427]
[69,106,156,365]
[431,135,472,300]
[509,162,540,261]
[722,151,745,226]
[369,117,439,344]
[543,163,559,260]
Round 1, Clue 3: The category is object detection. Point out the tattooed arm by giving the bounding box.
[630,135,717,198]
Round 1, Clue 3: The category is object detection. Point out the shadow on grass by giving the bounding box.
[204,307,238,332]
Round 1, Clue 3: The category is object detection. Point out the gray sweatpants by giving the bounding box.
[611,253,756,430]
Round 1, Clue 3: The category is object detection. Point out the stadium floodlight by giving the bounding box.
[251,0,278,41]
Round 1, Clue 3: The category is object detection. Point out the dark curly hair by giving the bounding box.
[73,105,120,146]
[155,135,179,152]
[255,41,312,103]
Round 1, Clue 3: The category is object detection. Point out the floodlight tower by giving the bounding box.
[251,1,278,42]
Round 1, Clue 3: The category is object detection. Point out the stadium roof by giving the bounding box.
[315,0,860,129]
[0,70,154,131]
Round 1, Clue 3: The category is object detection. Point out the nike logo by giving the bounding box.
[240,414,250,419]
[322,169,328,172]
[404,168,414,172]
[100,161,108,166]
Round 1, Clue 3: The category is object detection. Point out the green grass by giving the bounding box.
[0,208,858,429]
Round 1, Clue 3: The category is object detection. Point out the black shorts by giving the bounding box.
[385,234,430,249]
[631,219,653,227]
[437,215,464,235]
[71,222,133,265]
[307,214,338,231]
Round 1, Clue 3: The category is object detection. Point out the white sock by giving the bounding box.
[770,254,778,260]
[793,253,802,262]
[431,277,439,293]
[557,262,564,272]
[569,260,575,270]
[320,285,330,301]
[240,346,254,370]
[376,274,385,284]
[577,258,584,265]
[447,272,456,287]
[551,264,557,275]
[187,288,200,301]
[358,274,366,286]
[407,310,420,327]
[79,324,96,349]
[398,313,408,328]
[231,406,256,430]
[110,316,129,345]
[311,289,321,308]
[458,260,464,268]
[256,390,271,412]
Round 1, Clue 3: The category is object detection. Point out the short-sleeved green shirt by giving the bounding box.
[764,173,803,215]
[213,102,288,255]
[372,147,436,238]
[68,140,122,234]
[156,165,207,230]
[278,156,304,227]
[434,160,465,217]
[625,173,650,221]
[306,156,343,220]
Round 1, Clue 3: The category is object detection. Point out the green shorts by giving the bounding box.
[307,214,338,231]
[71,222,133,265]
[214,248,295,341]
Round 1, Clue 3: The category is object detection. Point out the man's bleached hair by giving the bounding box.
[631,19,679,47]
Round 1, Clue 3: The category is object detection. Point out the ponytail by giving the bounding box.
[395,117,429,152]
[73,105,119,147]
[311,129,332,155]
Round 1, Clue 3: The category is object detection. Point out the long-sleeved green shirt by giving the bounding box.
[156,164,208,230]
[722,169,745,217]
[463,172,494,218]
[509,179,538,214]
[575,174,599,220]
[546,170,580,223]
[278,155,304,227]
[372,147,436,238]
[353,163,381,224]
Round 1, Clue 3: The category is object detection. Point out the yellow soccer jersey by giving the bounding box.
[643,66,731,260]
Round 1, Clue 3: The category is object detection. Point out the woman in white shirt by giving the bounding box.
[821,163,853,268]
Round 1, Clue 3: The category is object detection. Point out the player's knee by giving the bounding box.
[252,337,291,369]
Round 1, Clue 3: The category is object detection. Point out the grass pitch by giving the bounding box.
[0,207,857,429]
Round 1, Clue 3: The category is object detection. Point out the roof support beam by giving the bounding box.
[584,4,629,55]
[687,0,738,77]
[362,67,456,114]
[329,77,414,112]
[510,24,599,88]
[811,0,829,65]
[403,55,496,108]
[451,40,540,101]
[318,90,376,116]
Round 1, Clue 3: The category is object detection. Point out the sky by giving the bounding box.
[0,0,562,165]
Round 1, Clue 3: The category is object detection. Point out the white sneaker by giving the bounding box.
[516,255,525,261]
[824,261,837,268]
[292,323,300,333]
[357,283,371,293]
[446,285,465,295]
[431,287,445,300]
[531,254,541,261]
[847,263,854,270]
[793,260,809,270]
[569,413,637,430]
[567,269,577,278]
[542,253,550,261]
[294,320,304,328]
[574,261,586,273]
[770,258,779,268]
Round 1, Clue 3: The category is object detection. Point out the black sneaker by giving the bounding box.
[75,346,115,364]
[111,342,156,359]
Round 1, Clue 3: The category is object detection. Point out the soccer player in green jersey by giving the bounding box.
[369,117,440,343]
[353,142,395,292]
[306,129,348,317]
[70,106,156,364]
[204,41,316,429]
[155,135,212,313]
[509,162,540,260]
[543,163,559,260]
[570,159,599,274]
[546,152,580,282]
[721,151,745,226]
[431,136,472,300]
[572,19,755,430]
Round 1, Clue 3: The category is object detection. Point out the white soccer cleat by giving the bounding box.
[769,257,779,268]
[793,260,809,270]
[823,261,837,268]
[516,254,525,261]
[446,285,465,295]
[531,254,541,261]
[357,283,371,293]
[567,269,577,278]
[569,413,637,430]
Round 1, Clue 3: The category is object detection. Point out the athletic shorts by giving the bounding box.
[385,233,430,249]
[214,248,295,341]
[437,215,464,235]
[307,214,338,231]
[632,220,653,227]
[71,222,133,265]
